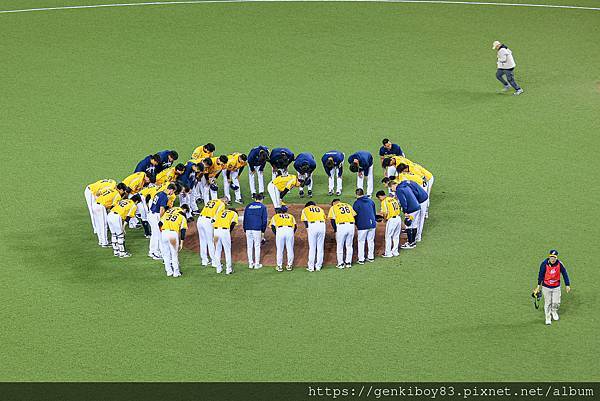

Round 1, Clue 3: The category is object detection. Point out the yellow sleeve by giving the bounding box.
[381,200,388,215]
[216,202,225,215]
[232,213,239,225]
[127,203,137,218]
[301,209,307,222]
[285,178,296,190]
[291,215,297,225]
[270,216,276,226]
[181,217,188,230]
[351,206,357,216]
[327,207,335,220]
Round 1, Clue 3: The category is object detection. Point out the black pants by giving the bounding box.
[496,68,521,90]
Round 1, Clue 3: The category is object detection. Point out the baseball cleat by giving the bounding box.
[234,199,243,205]
[345,263,352,269]
[381,254,393,258]
[513,89,524,96]
[248,264,254,269]
[276,266,283,272]
[251,193,257,199]
[392,252,400,257]
[552,312,560,321]
[216,268,223,274]
[502,85,510,92]
[308,268,314,272]
[119,252,132,258]
[327,190,333,196]
[335,191,342,196]
[336,264,345,269]
[254,264,263,269]
[367,258,375,263]
[173,272,182,278]
[307,190,313,197]
[144,234,151,239]
[167,272,173,277]
[286,265,293,271]
[225,270,233,275]
[400,243,413,249]
[316,267,322,271]
[151,254,162,260]
[299,190,304,198]
[357,260,365,265]
[545,319,552,325]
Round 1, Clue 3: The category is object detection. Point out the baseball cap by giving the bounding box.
[492,40,501,49]
[548,249,559,257]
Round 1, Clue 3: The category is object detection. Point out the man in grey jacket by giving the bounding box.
[492,40,523,96]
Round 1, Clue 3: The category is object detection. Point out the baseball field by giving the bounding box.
[1,0,599,383]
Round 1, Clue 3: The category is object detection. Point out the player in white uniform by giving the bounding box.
[327,199,356,269]
[159,205,189,278]
[197,198,226,267]
[106,195,140,258]
[376,190,402,257]
[212,208,239,274]
[84,179,116,234]
[301,202,326,272]
[270,206,297,272]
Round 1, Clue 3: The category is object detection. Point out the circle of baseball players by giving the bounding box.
[85,140,434,277]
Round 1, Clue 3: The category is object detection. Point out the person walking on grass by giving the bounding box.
[492,40,523,96]
[533,250,571,326]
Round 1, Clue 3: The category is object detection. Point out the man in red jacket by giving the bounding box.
[533,250,571,325]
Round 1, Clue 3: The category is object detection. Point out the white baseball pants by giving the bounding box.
[107,212,125,255]
[160,230,180,276]
[179,191,194,218]
[148,212,162,257]
[328,168,343,193]
[356,165,374,196]
[299,172,313,192]
[248,169,264,195]
[223,170,242,202]
[416,201,427,242]
[542,286,561,322]
[84,187,97,233]
[384,216,402,256]
[196,216,216,266]
[335,223,355,265]
[357,228,375,262]
[214,228,232,273]
[275,227,295,267]
[92,203,108,246]
[306,222,326,270]
[245,230,262,267]
[267,182,282,208]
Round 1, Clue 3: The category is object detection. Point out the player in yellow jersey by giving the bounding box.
[122,171,151,194]
[106,194,141,258]
[267,173,304,209]
[396,162,433,220]
[212,208,239,274]
[376,190,402,258]
[199,155,229,204]
[155,163,185,186]
[301,201,326,272]
[92,183,130,247]
[197,198,226,267]
[191,143,215,161]
[327,199,357,269]
[223,153,248,205]
[270,205,297,271]
[84,179,116,234]
[146,183,179,260]
[159,205,190,278]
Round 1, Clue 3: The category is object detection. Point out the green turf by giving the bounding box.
[1,1,599,382]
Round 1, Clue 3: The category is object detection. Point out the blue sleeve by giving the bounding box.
[261,205,268,232]
[134,159,147,173]
[396,191,408,211]
[379,146,386,156]
[243,209,249,230]
[537,261,546,285]
[371,200,377,216]
[560,264,570,286]
[352,201,360,215]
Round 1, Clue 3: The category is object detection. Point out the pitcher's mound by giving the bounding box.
[184,203,407,267]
